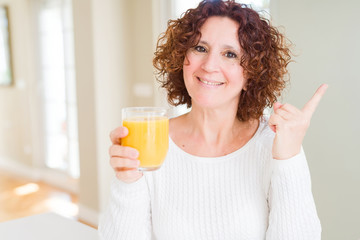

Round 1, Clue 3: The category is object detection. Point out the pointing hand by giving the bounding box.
[269,84,328,160]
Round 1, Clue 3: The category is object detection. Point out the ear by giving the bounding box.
[242,84,247,91]
[242,79,248,91]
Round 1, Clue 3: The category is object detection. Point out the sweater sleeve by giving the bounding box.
[266,149,322,240]
[98,176,152,240]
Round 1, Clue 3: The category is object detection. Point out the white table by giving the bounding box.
[0,212,99,240]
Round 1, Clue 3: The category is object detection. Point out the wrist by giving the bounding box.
[272,146,301,160]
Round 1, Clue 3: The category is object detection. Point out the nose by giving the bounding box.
[201,52,220,73]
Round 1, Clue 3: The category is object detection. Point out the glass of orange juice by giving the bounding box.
[121,107,169,171]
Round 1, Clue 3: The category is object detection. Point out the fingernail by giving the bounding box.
[122,127,129,136]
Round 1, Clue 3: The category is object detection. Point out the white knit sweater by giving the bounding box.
[99,118,321,240]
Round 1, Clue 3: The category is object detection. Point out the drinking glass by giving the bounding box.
[121,107,169,171]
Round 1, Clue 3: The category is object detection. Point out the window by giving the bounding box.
[0,6,12,86]
[36,0,79,178]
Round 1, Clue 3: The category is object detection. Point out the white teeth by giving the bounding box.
[198,78,223,86]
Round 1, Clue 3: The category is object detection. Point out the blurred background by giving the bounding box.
[0,0,359,239]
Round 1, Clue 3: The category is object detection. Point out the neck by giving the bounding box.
[169,104,260,157]
[185,104,247,146]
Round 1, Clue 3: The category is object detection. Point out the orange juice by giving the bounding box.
[122,116,169,171]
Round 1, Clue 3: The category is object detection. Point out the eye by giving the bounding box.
[224,51,237,59]
[194,45,206,53]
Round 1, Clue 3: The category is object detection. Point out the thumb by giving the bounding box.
[273,102,282,112]
[110,126,129,144]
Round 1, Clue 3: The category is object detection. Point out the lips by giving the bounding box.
[197,77,224,86]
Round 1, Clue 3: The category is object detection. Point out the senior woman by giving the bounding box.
[99,0,327,239]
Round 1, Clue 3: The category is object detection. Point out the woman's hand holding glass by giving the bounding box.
[109,126,143,183]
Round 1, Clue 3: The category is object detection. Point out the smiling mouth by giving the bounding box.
[197,77,224,86]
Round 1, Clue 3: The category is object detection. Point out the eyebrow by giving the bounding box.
[198,40,241,53]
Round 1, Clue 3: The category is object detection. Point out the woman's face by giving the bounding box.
[183,16,246,110]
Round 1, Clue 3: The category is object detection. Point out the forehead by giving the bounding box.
[199,16,240,45]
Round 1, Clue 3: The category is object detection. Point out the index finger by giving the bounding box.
[110,126,129,144]
[302,84,328,117]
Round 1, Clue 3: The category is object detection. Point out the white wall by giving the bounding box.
[72,0,100,225]
[271,0,360,239]
[0,0,34,168]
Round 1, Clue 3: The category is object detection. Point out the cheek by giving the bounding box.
[225,67,244,81]
[183,56,196,79]
[183,51,201,70]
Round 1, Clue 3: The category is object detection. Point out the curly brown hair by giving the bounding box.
[153,0,292,121]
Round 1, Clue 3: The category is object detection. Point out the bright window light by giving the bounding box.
[37,0,79,178]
